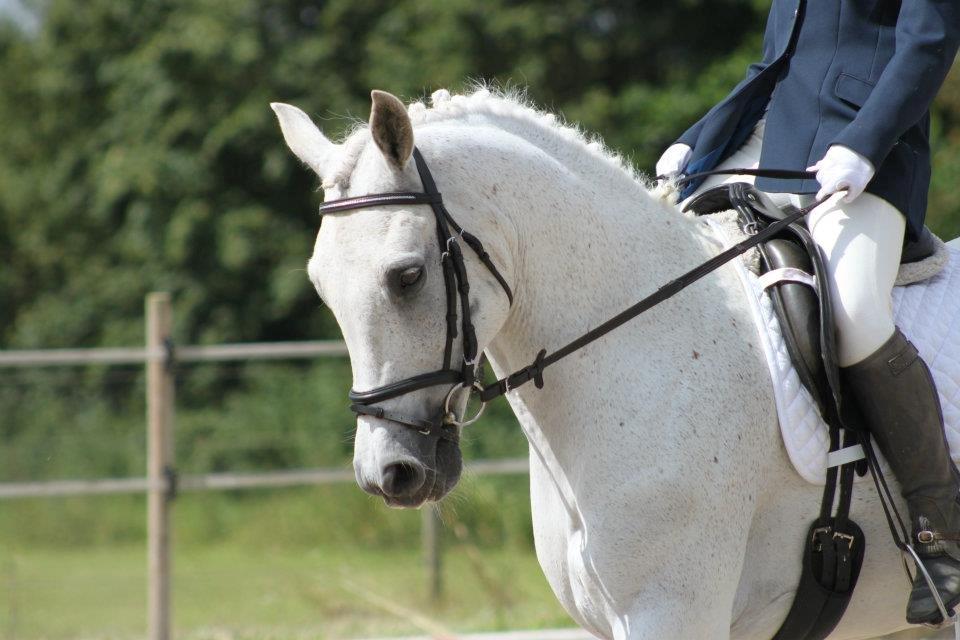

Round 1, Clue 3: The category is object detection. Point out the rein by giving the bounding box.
[325,150,824,434]
[476,169,823,403]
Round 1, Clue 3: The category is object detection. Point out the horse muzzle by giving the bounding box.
[353,413,463,508]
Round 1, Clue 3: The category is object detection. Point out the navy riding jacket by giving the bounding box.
[676,0,960,239]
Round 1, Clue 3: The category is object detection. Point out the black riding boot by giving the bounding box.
[842,328,960,625]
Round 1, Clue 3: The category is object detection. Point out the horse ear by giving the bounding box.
[369,90,414,170]
[270,102,336,178]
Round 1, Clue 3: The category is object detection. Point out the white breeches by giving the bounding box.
[687,120,906,367]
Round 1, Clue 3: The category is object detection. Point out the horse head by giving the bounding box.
[272,90,514,507]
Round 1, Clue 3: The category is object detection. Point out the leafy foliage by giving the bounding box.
[0,0,772,501]
[0,0,772,350]
[2,0,960,523]
[7,5,960,636]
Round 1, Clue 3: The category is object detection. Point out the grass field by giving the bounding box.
[2,543,572,640]
[0,480,573,640]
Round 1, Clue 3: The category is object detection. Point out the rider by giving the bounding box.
[656,0,960,625]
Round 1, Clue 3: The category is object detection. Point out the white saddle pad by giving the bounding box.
[706,220,960,485]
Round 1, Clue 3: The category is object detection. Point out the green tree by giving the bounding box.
[3,0,960,487]
[0,0,770,350]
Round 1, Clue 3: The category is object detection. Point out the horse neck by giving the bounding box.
[444,127,715,384]
[504,178,709,354]
[421,122,732,453]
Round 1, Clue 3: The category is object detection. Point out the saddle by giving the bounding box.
[684,183,938,423]
[683,182,938,640]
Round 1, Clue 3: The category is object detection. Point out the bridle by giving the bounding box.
[321,149,827,440]
[319,147,513,438]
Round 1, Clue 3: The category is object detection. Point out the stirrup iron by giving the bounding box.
[904,544,960,635]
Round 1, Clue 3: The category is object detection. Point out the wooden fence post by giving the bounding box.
[146,293,175,640]
[422,504,442,599]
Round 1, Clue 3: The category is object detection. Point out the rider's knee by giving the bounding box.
[833,296,896,366]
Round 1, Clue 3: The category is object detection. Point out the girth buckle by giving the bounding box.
[811,526,832,551]
[833,531,856,549]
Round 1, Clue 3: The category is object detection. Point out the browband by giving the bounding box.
[319,192,442,215]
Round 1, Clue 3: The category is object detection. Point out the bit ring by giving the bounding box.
[443,382,486,427]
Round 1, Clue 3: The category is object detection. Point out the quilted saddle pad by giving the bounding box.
[706,219,960,485]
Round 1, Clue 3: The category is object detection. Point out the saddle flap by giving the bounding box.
[720,183,845,424]
[761,238,825,394]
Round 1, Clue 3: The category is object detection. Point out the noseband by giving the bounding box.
[319,148,513,438]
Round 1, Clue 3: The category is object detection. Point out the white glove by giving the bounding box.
[807,145,875,202]
[656,143,692,179]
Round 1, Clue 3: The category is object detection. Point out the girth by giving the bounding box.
[685,181,869,640]
[319,148,513,436]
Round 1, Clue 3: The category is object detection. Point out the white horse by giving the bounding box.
[272,88,955,639]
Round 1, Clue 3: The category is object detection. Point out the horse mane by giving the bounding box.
[328,84,653,194]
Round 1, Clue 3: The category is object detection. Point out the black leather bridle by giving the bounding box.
[320,148,513,438]
[322,150,826,439]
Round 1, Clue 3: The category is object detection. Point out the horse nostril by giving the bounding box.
[381,461,426,498]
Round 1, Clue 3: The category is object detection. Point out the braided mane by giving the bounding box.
[327,86,650,194]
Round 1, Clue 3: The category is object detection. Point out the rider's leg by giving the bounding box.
[810,194,960,624]
[805,192,904,367]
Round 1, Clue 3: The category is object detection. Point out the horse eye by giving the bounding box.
[388,264,425,297]
[399,266,423,288]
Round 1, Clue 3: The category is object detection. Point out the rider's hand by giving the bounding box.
[656,143,692,180]
[807,145,875,202]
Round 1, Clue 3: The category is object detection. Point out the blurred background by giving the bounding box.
[2,1,960,639]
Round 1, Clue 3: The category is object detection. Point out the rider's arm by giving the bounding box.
[831,1,960,168]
